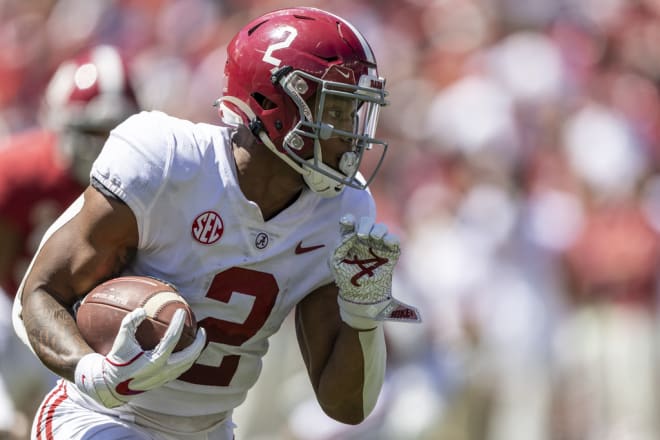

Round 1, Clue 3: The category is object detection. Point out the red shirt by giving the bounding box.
[0,129,84,296]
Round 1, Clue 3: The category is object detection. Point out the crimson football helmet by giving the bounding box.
[218,7,388,197]
[41,45,140,184]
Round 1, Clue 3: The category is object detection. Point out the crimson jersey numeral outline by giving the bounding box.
[178,267,279,386]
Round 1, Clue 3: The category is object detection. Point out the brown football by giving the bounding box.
[76,276,197,355]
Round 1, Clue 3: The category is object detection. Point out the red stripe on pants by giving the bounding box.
[36,381,68,440]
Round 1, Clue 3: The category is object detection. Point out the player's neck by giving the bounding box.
[232,136,304,221]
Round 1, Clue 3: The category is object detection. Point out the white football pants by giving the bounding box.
[32,380,235,440]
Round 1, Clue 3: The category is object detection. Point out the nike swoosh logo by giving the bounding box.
[295,241,325,254]
[115,379,146,396]
[337,69,351,79]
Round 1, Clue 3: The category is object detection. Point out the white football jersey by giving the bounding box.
[53,110,374,432]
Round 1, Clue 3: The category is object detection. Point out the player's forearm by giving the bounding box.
[22,288,94,381]
[316,323,386,424]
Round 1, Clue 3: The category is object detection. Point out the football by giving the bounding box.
[76,276,197,355]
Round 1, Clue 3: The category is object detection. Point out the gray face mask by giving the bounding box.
[278,69,389,196]
[59,128,109,186]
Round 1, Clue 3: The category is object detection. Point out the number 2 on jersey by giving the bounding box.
[178,267,279,386]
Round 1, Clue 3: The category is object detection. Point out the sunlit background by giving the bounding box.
[2,0,660,439]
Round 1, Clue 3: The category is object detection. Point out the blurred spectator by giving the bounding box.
[0,43,140,297]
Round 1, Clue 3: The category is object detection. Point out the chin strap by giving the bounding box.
[216,96,307,174]
[302,158,346,198]
[216,96,346,198]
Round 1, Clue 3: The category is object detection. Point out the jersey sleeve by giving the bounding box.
[91,110,208,251]
[92,111,172,216]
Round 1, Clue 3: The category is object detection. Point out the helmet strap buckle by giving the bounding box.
[271,66,293,85]
[248,118,266,139]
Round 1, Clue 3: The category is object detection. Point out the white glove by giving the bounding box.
[75,308,206,408]
[331,214,421,329]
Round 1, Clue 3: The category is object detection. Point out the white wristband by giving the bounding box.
[74,353,121,407]
[337,297,389,330]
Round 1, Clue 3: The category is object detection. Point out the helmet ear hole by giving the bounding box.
[252,93,277,110]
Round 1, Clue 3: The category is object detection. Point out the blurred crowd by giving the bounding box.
[3,0,660,439]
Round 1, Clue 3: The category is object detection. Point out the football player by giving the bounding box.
[0,44,140,298]
[13,8,420,439]
[0,45,139,438]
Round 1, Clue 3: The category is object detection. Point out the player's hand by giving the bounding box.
[74,308,206,408]
[331,214,421,329]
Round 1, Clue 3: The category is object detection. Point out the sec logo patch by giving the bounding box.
[192,211,224,244]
